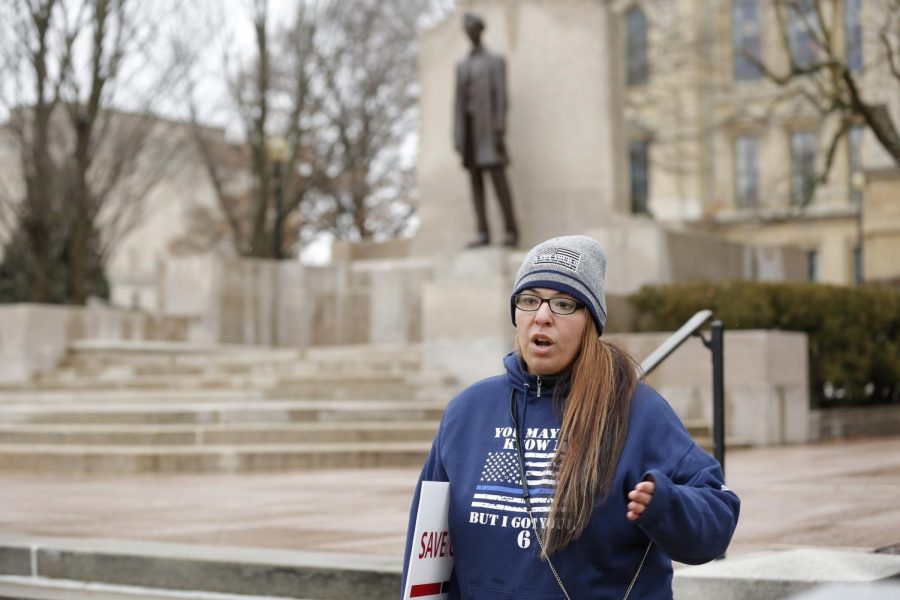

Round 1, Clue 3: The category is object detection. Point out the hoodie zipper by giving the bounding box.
[536,376,542,398]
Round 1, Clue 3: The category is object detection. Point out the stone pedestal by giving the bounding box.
[422,247,522,385]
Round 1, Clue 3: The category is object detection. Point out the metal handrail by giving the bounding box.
[634,309,726,480]
[637,309,713,379]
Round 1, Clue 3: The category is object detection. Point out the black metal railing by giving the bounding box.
[637,309,726,477]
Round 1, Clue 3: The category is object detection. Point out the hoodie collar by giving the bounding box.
[503,352,570,400]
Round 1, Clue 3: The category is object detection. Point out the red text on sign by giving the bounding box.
[418,530,453,559]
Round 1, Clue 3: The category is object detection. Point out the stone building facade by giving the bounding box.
[617,0,900,285]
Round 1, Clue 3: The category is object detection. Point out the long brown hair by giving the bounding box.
[540,325,638,557]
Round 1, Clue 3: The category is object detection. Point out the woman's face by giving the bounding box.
[514,288,589,376]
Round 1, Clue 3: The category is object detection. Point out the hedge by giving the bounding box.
[626,281,900,408]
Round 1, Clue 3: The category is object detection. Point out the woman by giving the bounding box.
[403,235,740,599]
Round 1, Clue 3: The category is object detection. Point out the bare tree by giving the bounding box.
[747,0,900,173]
[306,0,429,242]
[0,0,198,304]
[189,0,325,259]
[187,0,454,258]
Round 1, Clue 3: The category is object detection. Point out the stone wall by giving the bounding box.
[811,405,900,441]
[613,330,811,446]
[0,304,197,384]
[159,255,433,348]
[161,255,306,347]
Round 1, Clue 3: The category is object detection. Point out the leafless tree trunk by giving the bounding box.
[1,0,199,304]
[186,0,454,257]
[189,0,322,258]
[310,0,431,242]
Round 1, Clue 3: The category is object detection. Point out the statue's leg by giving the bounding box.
[489,167,519,247]
[467,168,490,247]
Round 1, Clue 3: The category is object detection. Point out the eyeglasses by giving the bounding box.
[513,293,584,316]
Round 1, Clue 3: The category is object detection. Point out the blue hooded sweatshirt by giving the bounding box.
[402,352,740,599]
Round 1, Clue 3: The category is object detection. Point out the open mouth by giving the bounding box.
[531,334,554,348]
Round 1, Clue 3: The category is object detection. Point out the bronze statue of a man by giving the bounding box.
[454,12,519,249]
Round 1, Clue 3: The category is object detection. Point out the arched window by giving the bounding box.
[626,7,648,85]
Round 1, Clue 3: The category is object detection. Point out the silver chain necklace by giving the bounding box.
[509,388,652,600]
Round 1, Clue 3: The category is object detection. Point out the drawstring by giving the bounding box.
[509,387,571,600]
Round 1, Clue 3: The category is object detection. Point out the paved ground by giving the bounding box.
[1,435,899,561]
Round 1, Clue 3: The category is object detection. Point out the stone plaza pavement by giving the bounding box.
[1,435,899,561]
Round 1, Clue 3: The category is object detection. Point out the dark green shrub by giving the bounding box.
[627,281,900,408]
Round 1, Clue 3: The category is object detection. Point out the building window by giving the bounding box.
[848,125,864,205]
[787,0,820,68]
[734,134,760,208]
[791,129,817,205]
[626,7,648,85]
[807,249,819,282]
[732,0,762,81]
[844,0,863,71]
[629,139,650,214]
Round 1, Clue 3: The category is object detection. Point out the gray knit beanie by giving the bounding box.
[511,235,608,335]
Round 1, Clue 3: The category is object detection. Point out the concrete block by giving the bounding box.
[674,549,900,600]
[0,575,321,600]
[422,280,511,343]
[423,339,510,391]
[7,537,402,600]
[0,441,433,474]
[787,581,900,599]
[0,545,31,576]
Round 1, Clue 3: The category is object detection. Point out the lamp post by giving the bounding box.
[851,170,866,285]
[269,136,288,260]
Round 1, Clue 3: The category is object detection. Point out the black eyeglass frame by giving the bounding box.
[512,293,585,316]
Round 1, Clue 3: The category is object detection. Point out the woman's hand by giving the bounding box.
[626,480,656,522]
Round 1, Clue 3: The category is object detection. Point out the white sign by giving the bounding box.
[403,481,454,599]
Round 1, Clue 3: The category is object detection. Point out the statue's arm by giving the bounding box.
[493,56,508,137]
[453,63,465,154]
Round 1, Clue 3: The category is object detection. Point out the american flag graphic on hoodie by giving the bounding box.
[471,449,557,514]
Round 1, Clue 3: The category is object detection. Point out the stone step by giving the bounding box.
[0,389,268,405]
[0,400,447,426]
[0,421,439,446]
[0,576,316,600]
[50,358,423,380]
[0,440,432,473]
[0,535,400,600]
[21,374,456,404]
[54,352,425,377]
[18,372,417,394]
[64,340,422,371]
[23,341,441,391]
